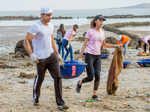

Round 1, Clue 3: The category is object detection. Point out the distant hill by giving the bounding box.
[122,3,150,9]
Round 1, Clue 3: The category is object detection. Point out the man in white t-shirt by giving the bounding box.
[24,8,68,110]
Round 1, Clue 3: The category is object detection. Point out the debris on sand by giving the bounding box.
[17,72,35,79]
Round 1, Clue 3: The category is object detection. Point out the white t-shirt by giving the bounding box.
[28,21,54,59]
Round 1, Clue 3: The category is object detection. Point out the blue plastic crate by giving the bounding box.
[123,61,131,68]
[60,60,87,79]
[136,59,150,67]
[101,54,109,59]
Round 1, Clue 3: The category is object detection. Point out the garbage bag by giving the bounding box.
[107,47,123,95]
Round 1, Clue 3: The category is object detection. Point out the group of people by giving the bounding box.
[23,8,150,111]
[55,23,78,61]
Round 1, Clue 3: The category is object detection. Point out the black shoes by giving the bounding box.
[92,95,99,101]
[33,97,39,106]
[58,104,69,110]
[76,80,82,93]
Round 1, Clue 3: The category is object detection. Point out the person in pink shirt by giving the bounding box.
[141,35,150,53]
[62,24,79,60]
[76,15,121,100]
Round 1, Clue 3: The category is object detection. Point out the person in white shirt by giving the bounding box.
[24,8,68,110]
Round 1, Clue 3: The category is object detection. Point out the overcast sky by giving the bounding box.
[1,0,150,11]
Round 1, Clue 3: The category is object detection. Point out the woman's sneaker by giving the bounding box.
[92,95,99,101]
[76,80,82,93]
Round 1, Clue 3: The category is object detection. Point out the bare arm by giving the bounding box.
[102,40,120,48]
[146,43,149,53]
[51,35,59,55]
[79,38,89,58]
[24,32,36,55]
[68,34,75,45]
[141,40,145,52]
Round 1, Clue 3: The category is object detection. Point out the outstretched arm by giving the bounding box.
[79,38,89,58]
[68,34,75,45]
[102,40,121,48]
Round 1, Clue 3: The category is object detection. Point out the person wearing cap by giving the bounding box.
[24,8,68,110]
[62,24,79,60]
[117,34,131,56]
[76,15,121,100]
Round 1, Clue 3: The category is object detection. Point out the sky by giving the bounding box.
[0,0,150,11]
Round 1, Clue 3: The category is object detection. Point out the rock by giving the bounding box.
[145,93,150,97]
[0,64,17,69]
[18,80,27,84]
[15,40,32,58]
[18,72,35,79]
[64,86,72,89]
[105,36,117,44]
[101,48,110,54]
[15,51,25,58]
[25,62,33,67]
[103,104,114,111]
[74,49,80,54]
[103,25,139,48]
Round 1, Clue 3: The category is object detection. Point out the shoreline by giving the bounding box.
[0,15,150,21]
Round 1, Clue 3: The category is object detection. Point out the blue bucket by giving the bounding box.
[123,61,131,68]
[60,60,87,79]
[101,54,109,59]
[136,59,150,67]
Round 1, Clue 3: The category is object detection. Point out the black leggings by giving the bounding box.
[82,53,101,90]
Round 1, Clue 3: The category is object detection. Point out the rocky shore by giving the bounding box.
[0,15,150,21]
[0,16,73,21]
[87,15,150,19]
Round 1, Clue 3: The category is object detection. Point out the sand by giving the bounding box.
[0,25,150,112]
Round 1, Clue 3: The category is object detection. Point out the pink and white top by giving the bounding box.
[142,35,150,44]
[64,29,76,40]
[85,28,105,55]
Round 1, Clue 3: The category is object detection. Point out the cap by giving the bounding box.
[40,8,53,14]
[117,35,122,40]
[94,15,106,21]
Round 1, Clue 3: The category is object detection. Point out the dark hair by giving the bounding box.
[90,19,96,28]
[90,15,106,28]
[73,24,79,29]
[57,24,65,37]
[59,24,64,29]
[83,32,87,37]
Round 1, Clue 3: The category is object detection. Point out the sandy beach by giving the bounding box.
[0,24,150,112]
